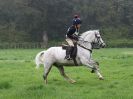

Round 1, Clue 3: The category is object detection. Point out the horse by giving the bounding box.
[35,30,106,84]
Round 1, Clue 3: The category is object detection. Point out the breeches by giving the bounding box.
[66,38,76,46]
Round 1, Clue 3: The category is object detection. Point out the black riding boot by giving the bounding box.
[65,46,74,60]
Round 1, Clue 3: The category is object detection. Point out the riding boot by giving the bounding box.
[65,46,73,60]
[71,46,76,58]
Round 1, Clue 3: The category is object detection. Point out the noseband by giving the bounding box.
[92,32,105,48]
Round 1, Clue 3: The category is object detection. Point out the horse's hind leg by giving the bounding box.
[55,66,76,83]
[43,64,52,84]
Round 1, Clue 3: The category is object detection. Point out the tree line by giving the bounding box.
[0,0,133,47]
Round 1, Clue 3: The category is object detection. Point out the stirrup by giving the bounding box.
[65,55,72,60]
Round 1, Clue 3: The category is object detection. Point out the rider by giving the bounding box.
[65,15,82,60]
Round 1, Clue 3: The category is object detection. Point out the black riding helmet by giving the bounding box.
[72,15,82,25]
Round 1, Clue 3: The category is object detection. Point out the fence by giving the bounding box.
[0,42,46,49]
[0,41,66,49]
[0,41,132,49]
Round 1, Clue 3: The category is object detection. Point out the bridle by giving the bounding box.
[77,31,104,51]
[93,32,105,48]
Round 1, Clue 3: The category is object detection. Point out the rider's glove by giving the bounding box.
[74,32,79,35]
[72,33,79,41]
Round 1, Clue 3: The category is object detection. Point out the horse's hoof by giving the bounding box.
[69,80,76,84]
[44,80,47,84]
[91,70,95,73]
[99,77,104,80]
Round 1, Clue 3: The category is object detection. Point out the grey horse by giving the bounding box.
[35,30,106,84]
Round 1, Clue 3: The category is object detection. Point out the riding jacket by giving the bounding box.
[66,25,79,41]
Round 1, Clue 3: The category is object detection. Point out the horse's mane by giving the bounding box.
[80,30,99,40]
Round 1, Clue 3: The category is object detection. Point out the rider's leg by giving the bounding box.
[71,42,77,58]
[65,38,74,60]
[65,46,73,60]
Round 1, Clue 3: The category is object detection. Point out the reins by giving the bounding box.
[77,43,92,53]
[77,33,93,52]
[77,31,103,51]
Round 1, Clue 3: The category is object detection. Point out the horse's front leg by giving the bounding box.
[81,58,104,80]
[94,69,104,80]
[90,60,104,80]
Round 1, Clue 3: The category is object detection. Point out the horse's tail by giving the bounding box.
[35,51,45,69]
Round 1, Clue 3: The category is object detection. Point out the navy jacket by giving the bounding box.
[66,26,79,40]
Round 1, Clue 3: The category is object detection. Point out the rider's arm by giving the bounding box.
[74,26,79,35]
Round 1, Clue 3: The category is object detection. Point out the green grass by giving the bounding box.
[0,48,133,99]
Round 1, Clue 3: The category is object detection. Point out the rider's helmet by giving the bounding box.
[72,15,82,25]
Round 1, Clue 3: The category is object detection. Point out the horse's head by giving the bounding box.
[92,30,106,48]
[79,30,106,49]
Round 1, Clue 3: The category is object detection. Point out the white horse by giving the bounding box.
[35,30,106,84]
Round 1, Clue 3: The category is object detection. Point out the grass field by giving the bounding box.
[0,48,133,99]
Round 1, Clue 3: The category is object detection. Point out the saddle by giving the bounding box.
[62,44,78,66]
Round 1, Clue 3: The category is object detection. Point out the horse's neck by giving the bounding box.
[78,31,95,50]
[81,31,96,41]
[77,44,92,59]
[77,42,92,51]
